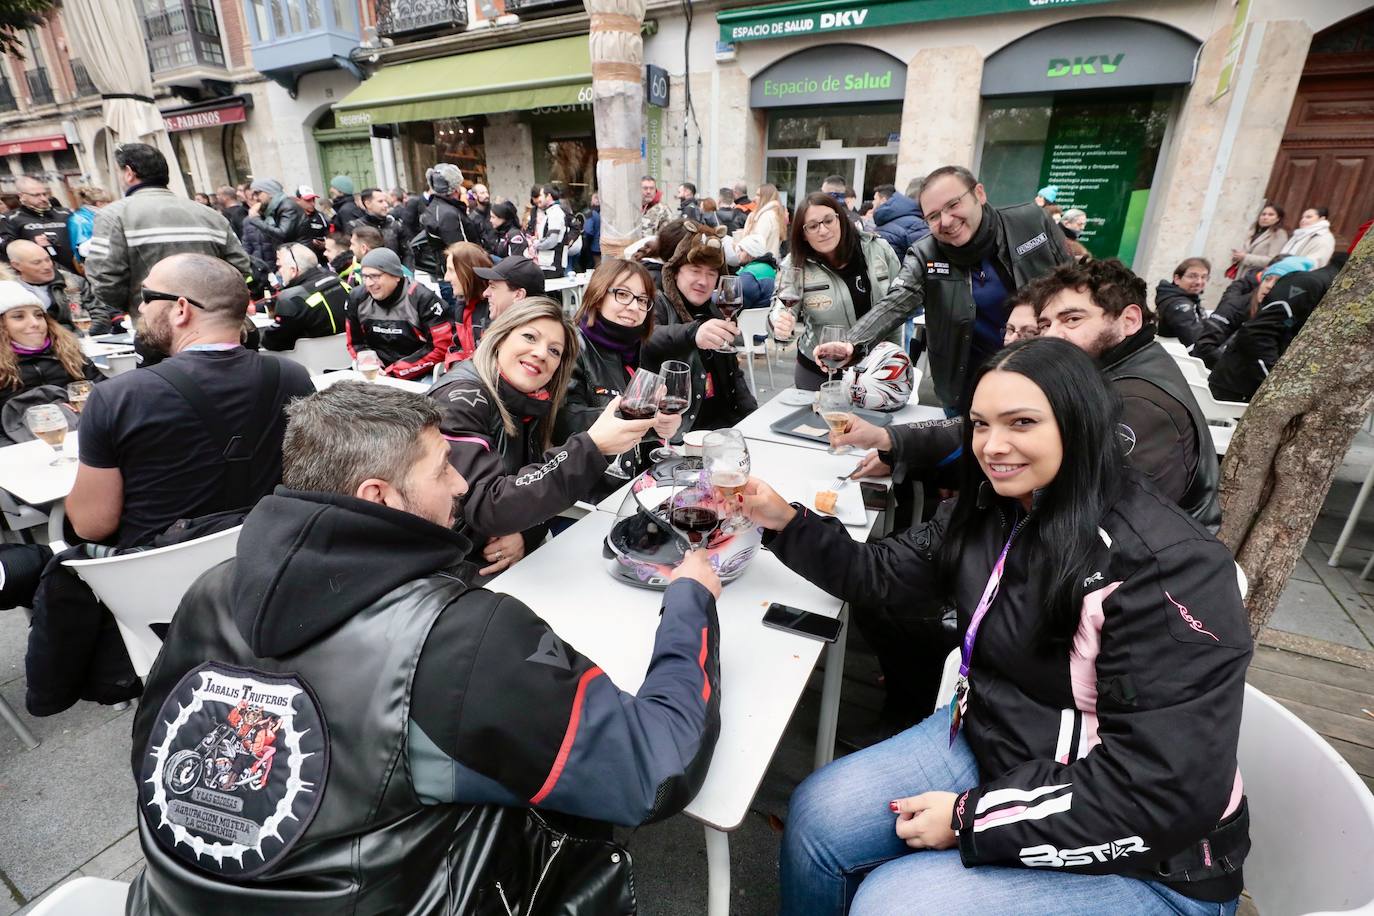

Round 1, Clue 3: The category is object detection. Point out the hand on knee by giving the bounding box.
[892,792,958,850]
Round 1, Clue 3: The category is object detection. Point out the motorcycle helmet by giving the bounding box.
[843,341,914,411]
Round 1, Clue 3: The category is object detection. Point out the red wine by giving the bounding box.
[658,396,689,415]
[778,294,800,309]
[670,506,719,544]
[717,299,741,320]
[820,354,847,371]
[619,401,657,420]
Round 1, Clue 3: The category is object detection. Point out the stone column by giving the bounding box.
[712,63,764,193]
[896,46,983,192]
[484,112,536,207]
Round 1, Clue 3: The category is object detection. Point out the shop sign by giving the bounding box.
[646,65,670,108]
[0,135,68,156]
[1037,105,1145,259]
[1213,0,1252,101]
[337,110,373,128]
[750,45,905,109]
[982,17,1200,96]
[164,103,248,133]
[719,0,1123,44]
[645,104,664,181]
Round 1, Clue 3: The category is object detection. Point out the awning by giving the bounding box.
[333,35,592,127]
[0,135,68,156]
[162,95,252,132]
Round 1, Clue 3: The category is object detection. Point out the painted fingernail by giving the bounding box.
[888,801,899,813]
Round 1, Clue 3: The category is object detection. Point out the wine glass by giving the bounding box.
[71,306,93,338]
[703,429,751,531]
[607,367,663,480]
[817,325,848,381]
[713,275,743,354]
[669,467,720,549]
[649,360,692,462]
[355,349,381,381]
[818,380,855,456]
[25,404,75,466]
[772,267,804,343]
[66,380,93,414]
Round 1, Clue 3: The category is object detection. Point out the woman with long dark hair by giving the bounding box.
[0,281,100,441]
[442,240,492,362]
[429,298,656,576]
[744,337,1251,914]
[488,200,530,260]
[770,192,903,389]
[1228,202,1287,275]
[555,258,682,489]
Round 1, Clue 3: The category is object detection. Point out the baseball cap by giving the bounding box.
[474,256,546,295]
[295,184,319,200]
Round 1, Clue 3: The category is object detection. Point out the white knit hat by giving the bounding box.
[0,281,43,317]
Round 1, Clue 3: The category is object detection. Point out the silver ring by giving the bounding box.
[494,552,503,561]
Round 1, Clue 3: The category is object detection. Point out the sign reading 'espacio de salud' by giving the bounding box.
[750,45,906,108]
[719,0,1124,43]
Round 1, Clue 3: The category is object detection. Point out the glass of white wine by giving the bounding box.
[356,350,382,382]
[25,404,75,466]
[66,380,93,414]
[71,306,93,338]
[818,381,854,456]
[703,429,751,531]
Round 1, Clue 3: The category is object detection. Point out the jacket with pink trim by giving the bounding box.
[765,473,1252,902]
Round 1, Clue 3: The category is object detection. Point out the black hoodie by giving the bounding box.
[1154,279,1205,346]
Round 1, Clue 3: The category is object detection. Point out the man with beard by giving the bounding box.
[294,185,331,262]
[637,176,673,238]
[66,253,314,548]
[819,165,1069,412]
[328,175,366,237]
[353,188,406,259]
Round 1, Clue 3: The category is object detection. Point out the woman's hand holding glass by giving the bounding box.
[740,477,797,531]
[828,413,892,452]
[587,397,658,456]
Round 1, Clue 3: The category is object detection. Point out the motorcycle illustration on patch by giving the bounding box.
[140,663,329,878]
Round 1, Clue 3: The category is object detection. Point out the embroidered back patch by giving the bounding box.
[139,662,329,878]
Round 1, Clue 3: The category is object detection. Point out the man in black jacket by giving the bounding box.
[1209,253,1347,403]
[244,178,306,247]
[413,164,483,274]
[124,381,721,914]
[216,185,248,238]
[1,175,75,270]
[353,187,406,259]
[6,239,73,328]
[294,185,331,262]
[262,243,347,351]
[1154,257,1210,347]
[345,247,454,380]
[823,165,1070,411]
[327,174,365,237]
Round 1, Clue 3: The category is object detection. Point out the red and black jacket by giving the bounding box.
[344,280,455,380]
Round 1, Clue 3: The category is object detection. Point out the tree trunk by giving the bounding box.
[585,0,645,259]
[1217,233,1374,635]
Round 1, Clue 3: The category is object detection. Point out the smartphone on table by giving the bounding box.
[762,603,843,643]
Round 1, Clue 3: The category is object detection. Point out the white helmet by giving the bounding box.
[843,341,913,411]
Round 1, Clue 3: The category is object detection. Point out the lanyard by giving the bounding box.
[949,516,1025,745]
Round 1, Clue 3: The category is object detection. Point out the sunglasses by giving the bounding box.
[141,288,207,310]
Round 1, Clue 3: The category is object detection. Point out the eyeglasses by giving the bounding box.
[1004,325,1038,342]
[609,287,652,310]
[802,214,839,235]
[925,187,975,226]
[360,271,389,282]
[141,288,206,310]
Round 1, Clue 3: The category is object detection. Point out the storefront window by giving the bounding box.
[767,104,901,150]
[542,137,595,212]
[225,123,252,185]
[172,133,195,194]
[401,118,488,195]
[765,157,797,208]
[979,90,1171,262]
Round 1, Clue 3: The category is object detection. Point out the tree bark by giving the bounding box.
[1217,232,1374,635]
[585,0,645,259]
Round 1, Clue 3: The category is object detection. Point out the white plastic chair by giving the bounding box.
[100,353,138,378]
[25,876,129,915]
[735,307,776,395]
[278,333,350,375]
[934,647,961,712]
[1159,336,1191,358]
[1190,380,1247,425]
[1239,684,1374,915]
[1174,354,1210,385]
[63,527,242,679]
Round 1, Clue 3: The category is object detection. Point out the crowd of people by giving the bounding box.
[0,139,1367,915]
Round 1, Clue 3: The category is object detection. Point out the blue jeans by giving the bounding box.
[780,711,1239,916]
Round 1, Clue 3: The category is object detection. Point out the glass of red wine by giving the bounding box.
[773,266,804,343]
[649,360,692,463]
[817,325,848,381]
[713,275,744,354]
[670,467,720,550]
[608,367,663,479]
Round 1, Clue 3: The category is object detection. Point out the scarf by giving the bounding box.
[641,189,663,213]
[580,316,644,368]
[1283,219,1330,251]
[11,337,51,356]
[496,372,553,421]
[939,203,1000,268]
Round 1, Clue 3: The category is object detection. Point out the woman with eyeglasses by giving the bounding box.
[556,258,683,489]
[770,192,904,390]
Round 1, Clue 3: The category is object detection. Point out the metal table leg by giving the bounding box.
[815,604,849,770]
[1329,462,1374,568]
[704,825,730,916]
[0,695,39,749]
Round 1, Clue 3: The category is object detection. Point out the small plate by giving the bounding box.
[778,388,816,407]
[806,478,866,526]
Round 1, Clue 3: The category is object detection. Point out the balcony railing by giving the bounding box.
[0,79,17,113]
[72,59,98,97]
[144,1,218,41]
[25,67,54,106]
[376,0,467,38]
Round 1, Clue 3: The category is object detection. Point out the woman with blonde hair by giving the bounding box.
[0,280,100,442]
[428,297,658,576]
[736,183,787,259]
[443,240,493,362]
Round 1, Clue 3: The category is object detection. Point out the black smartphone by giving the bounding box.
[859,481,890,511]
[762,603,844,643]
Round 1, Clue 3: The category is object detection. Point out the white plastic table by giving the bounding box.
[734,388,946,451]
[488,509,844,916]
[309,370,430,394]
[0,436,77,542]
[544,273,590,315]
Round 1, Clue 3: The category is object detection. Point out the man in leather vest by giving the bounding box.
[822,165,1070,411]
[261,243,347,351]
[126,382,722,914]
[837,258,1220,526]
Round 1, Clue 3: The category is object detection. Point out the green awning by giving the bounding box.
[333,35,591,127]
